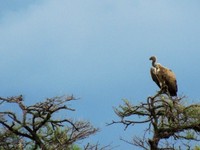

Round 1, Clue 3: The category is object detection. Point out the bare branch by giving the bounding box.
[0,95,98,149]
[110,89,200,149]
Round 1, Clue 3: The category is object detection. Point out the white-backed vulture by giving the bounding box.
[149,56,178,96]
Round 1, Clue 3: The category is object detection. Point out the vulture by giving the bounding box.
[149,56,178,96]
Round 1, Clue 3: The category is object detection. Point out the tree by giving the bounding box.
[0,127,22,150]
[0,95,98,150]
[109,90,200,150]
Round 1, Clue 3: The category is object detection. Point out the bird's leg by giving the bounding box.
[160,85,167,94]
[161,84,173,99]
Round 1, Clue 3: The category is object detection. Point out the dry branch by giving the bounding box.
[109,90,200,150]
[0,95,98,150]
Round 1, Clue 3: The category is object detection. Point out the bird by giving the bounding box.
[149,56,178,96]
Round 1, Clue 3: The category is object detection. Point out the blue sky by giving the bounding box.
[0,0,200,149]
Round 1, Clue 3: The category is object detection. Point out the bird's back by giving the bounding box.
[158,64,178,96]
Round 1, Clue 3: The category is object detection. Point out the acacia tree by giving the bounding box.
[109,90,200,150]
[0,95,98,150]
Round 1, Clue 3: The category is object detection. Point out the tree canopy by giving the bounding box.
[0,95,98,150]
[1,91,200,149]
[109,90,200,150]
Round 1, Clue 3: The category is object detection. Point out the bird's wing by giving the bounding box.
[150,67,161,88]
[160,66,178,96]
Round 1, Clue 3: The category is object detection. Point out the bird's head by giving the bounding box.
[149,56,156,62]
[149,56,157,67]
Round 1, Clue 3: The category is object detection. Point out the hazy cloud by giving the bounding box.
[0,1,200,149]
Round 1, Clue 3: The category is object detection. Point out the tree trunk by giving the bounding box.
[149,137,159,150]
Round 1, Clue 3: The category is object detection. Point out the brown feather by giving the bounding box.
[156,64,178,96]
[149,56,178,96]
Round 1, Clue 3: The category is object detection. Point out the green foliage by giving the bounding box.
[111,92,200,150]
[72,145,81,150]
[0,95,98,150]
[0,128,22,150]
[184,105,200,120]
[185,130,195,140]
[194,145,200,150]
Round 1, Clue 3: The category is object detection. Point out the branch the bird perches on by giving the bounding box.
[109,90,200,150]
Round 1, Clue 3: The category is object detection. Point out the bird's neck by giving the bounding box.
[152,60,156,67]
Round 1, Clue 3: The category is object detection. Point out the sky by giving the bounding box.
[0,0,200,149]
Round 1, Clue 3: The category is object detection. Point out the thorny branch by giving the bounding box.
[109,90,200,150]
[0,95,98,150]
